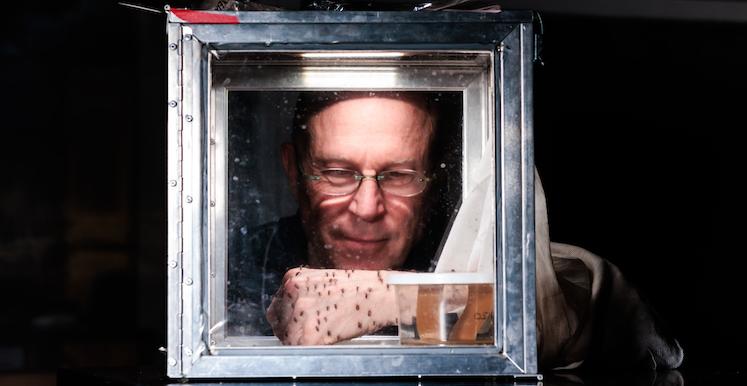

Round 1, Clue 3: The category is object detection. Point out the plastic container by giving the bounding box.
[386,272,494,345]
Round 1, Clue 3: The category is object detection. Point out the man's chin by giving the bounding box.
[327,249,399,271]
[330,258,393,270]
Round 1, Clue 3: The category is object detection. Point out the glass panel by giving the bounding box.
[209,52,494,350]
[224,90,464,339]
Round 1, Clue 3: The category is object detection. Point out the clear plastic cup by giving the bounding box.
[386,272,494,345]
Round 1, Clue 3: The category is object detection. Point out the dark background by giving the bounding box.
[0,0,743,384]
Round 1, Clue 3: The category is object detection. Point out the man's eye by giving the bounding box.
[320,169,356,184]
[381,171,416,186]
[322,169,354,177]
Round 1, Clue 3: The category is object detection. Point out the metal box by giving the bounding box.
[166,8,538,379]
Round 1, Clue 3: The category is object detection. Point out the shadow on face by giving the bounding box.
[282,95,435,270]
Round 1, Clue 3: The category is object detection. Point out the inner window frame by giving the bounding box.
[208,51,495,351]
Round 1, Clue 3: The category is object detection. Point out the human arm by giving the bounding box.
[266,267,399,345]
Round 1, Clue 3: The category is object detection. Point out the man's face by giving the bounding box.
[285,96,433,270]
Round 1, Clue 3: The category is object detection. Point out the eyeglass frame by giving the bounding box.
[296,159,432,198]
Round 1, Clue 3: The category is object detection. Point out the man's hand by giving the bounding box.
[266,267,398,345]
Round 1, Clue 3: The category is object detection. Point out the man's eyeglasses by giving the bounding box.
[301,167,430,197]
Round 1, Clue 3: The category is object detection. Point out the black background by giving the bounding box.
[0,0,743,380]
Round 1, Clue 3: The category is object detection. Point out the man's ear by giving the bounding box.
[281,142,300,199]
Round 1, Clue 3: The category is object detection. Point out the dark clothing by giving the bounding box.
[534,171,683,370]
[226,216,307,336]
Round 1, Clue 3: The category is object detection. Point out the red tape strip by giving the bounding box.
[171,10,239,24]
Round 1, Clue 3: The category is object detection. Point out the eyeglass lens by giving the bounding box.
[310,169,427,197]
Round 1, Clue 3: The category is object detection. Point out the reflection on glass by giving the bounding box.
[225,91,463,342]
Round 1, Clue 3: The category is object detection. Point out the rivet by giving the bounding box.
[210,201,215,207]
[168,100,177,108]
[168,358,177,366]
[169,261,178,269]
[168,43,178,50]
[169,180,177,187]
[185,196,193,203]
[184,348,192,356]
[185,115,193,122]
[210,340,216,346]
[184,34,193,41]
[185,277,193,285]
[209,138,216,145]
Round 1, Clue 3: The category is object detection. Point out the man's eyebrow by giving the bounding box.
[310,155,420,166]
[384,159,418,168]
[311,157,354,166]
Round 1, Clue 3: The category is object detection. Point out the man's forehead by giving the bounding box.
[311,103,430,138]
[294,93,435,165]
[300,91,432,112]
[309,96,433,131]
[308,155,423,166]
[296,92,434,132]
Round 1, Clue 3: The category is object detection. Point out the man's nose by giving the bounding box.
[348,178,385,221]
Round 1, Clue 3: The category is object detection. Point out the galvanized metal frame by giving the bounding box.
[166,9,537,379]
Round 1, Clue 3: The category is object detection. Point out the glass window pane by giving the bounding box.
[208,52,494,350]
[224,90,464,341]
